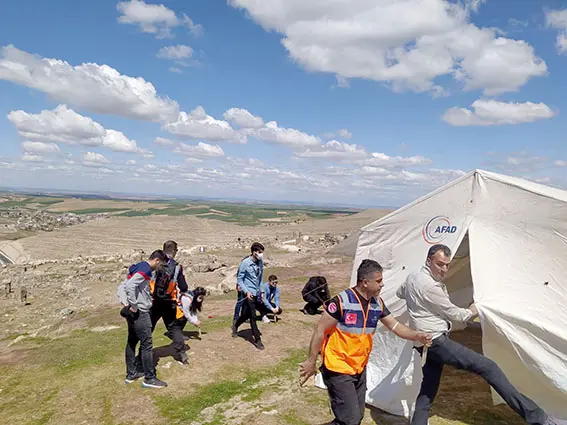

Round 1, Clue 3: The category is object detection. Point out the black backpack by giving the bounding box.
[152,260,177,301]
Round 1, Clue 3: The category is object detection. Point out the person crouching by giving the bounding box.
[169,287,207,364]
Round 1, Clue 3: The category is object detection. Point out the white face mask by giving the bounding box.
[255,252,264,261]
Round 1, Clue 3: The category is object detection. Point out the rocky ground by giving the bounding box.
[0,209,528,425]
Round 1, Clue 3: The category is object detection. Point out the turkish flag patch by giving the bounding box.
[345,312,357,325]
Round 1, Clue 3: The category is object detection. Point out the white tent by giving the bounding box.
[349,169,567,422]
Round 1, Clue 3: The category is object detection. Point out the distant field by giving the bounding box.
[0,196,64,208]
[0,193,360,226]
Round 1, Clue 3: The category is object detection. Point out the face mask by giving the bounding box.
[256,252,264,261]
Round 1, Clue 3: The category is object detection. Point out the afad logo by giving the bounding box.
[422,215,457,244]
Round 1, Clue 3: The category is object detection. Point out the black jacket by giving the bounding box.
[302,276,330,304]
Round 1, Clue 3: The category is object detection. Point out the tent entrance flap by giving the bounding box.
[444,231,474,309]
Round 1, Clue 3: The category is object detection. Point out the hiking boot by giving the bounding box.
[142,377,168,389]
[253,339,265,350]
[261,315,270,323]
[124,371,145,384]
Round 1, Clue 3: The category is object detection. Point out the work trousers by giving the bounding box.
[412,334,549,425]
[125,311,155,380]
[234,297,261,341]
[321,365,367,425]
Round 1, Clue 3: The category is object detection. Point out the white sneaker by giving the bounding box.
[261,315,270,323]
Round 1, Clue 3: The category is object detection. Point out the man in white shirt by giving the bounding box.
[397,244,555,425]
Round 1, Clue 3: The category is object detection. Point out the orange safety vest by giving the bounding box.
[321,288,385,375]
[149,263,181,302]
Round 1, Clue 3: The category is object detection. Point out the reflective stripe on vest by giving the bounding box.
[321,288,384,375]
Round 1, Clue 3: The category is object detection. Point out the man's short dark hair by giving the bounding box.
[427,244,451,259]
[149,249,168,262]
[268,275,277,282]
[356,259,383,283]
[163,240,177,254]
[251,242,264,253]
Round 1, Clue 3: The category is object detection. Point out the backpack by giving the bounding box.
[151,259,179,301]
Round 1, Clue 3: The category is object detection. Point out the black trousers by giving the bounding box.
[257,300,282,316]
[321,365,367,425]
[234,297,261,341]
[168,317,187,361]
[125,311,155,380]
[303,300,323,315]
[150,300,177,331]
[412,334,549,425]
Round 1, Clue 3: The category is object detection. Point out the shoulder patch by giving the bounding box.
[327,302,338,314]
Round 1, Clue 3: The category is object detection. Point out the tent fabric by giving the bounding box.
[349,169,567,422]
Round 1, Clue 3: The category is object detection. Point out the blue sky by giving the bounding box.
[0,0,566,207]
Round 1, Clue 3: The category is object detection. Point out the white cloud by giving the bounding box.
[157,45,193,60]
[546,9,567,55]
[229,0,547,95]
[295,140,367,160]
[223,108,265,129]
[8,105,151,156]
[83,152,109,166]
[356,152,432,168]
[127,159,137,165]
[163,106,246,143]
[154,137,175,147]
[117,0,203,39]
[442,99,556,126]
[102,129,140,153]
[169,67,183,74]
[21,141,61,155]
[0,45,179,122]
[175,142,225,158]
[554,160,567,167]
[21,153,44,162]
[252,121,321,148]
[8,105,105,145]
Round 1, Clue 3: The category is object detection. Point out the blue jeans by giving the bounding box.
[412,334,549,425]
[233,290,244,322]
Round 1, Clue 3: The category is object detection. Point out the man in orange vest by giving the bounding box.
[299,259,432,425]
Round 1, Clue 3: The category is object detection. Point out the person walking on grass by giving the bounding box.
[397,244,558,425]
[232,242,265,350]
[299,259,432,425]
[118,250,168,388]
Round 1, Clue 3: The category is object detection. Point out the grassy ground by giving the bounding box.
[0,262,529,425]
